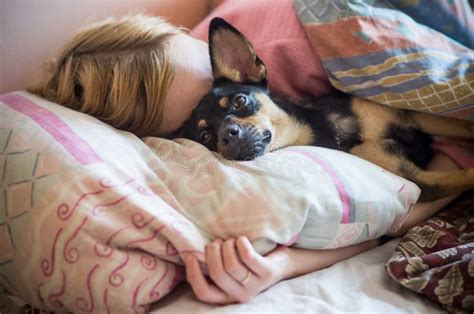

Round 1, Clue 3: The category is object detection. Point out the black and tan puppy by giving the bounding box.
[181,17,474,202]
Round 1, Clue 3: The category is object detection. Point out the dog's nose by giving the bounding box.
[222,124,241,146]
[226,124,240,137]
[217,122,243,159]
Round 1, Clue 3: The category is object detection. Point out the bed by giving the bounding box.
[153,238,445,313]
[1,1,473,313]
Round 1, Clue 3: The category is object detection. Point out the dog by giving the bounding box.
[180,17,474,202]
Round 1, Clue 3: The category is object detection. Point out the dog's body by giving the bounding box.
[181,17,474,202]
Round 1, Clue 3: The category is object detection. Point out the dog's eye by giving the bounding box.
[232,94,248,109]
[200,131,212,143]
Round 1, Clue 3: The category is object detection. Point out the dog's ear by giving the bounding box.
[208,17,267,85]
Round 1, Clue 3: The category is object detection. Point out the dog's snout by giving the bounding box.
[217,121,243,159]
[216,117,270,160]
[222,124,241,146]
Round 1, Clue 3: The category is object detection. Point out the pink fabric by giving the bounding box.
[190,0,335,101]
[433,139,474,169]
[0,93,102,165]
[290,149,352,224]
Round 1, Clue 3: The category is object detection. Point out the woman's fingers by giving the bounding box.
[185,237,284,305]
[184,254,230,304]
[236,236,275,280]
[222,238,251,283]
[206,239,247,298]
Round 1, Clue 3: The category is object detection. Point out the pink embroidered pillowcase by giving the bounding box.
[0,91,419,312]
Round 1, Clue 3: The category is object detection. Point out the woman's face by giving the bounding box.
[159,34,213,135]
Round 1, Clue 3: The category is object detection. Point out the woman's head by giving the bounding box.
[33,15,212,136]
[160,32,212,134]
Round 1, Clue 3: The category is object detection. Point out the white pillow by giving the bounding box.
[0,91,418,313]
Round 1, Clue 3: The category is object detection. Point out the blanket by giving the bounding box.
[386,194,474,313]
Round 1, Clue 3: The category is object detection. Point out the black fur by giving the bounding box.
[383,124,434,169]
[298,93,362,152]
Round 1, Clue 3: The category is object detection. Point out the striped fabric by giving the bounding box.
[294,0,474,119]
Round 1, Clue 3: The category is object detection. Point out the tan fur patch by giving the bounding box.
[214,59,242,82]
[350,97,399,141]
[197,119,208,129]
[349,142,402,173]
[219,97,228,109]
[253,93,314,149]
[253,64,266,82]
[411,111,474,138]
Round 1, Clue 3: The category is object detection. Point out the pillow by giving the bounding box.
[0,91,419,312]
[294,0,474,120]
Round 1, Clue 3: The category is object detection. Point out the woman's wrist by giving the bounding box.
[268,240,380,281]
[265,245,295,281]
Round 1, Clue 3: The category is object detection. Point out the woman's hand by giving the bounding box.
[183,236,292,305]
[184,236,379,305]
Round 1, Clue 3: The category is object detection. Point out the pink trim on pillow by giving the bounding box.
[0,93,102,165]
[283,232,300,246]
[289,150,352,224]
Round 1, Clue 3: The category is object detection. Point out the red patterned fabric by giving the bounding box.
[386,194,474,312]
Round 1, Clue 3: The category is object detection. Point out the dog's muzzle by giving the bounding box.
[217,119,272,160]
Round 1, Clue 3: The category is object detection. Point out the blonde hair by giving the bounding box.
[30,15,182,136]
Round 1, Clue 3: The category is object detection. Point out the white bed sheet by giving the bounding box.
[151,239,444,313]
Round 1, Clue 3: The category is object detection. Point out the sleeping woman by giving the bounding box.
[31,0,469,305]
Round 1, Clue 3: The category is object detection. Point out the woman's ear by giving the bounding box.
[208,17,267,85]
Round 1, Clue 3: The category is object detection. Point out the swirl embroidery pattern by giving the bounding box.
[32,174,189,313]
